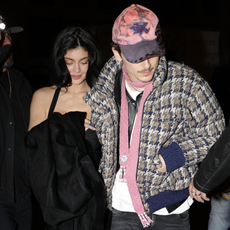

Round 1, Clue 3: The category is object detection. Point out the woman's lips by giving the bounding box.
[71,75,81,80]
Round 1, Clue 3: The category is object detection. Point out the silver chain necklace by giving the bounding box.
[6,69,12,103]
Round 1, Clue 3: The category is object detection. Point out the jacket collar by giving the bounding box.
[85,56,167,103]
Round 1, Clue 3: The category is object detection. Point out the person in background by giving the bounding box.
[0,15,33,230]
[84,4,225,230]
[189,5,230,225]
[189,122,230,230]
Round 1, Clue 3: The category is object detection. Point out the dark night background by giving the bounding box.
[1,0,230,229]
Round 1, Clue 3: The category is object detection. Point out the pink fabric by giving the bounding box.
[119,65,153,227]
[112,4,158,45]
[124,73,152,88]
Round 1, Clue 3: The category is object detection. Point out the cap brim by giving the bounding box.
[120,39,165,63]
[8,26,23,33]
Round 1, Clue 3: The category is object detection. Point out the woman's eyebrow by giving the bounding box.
[64,57,89,61]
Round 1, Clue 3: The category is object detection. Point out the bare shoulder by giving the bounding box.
[29,86,57,130]
[31,86,57,108]
[33,86,56,101]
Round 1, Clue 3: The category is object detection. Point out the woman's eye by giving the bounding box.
[66,62,72,65]
[81,62,88,65]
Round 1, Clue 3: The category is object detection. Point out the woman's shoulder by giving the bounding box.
[33,86,57,98]
[31,86,58,110]
[29,86,58,130]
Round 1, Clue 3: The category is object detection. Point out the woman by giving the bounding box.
[29,26,103,132]
[26,27,105,230]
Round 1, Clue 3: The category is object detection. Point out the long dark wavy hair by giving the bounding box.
[49,26,104,88]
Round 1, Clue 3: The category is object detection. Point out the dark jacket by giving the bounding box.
[0,67,32,203]
[25,112,106,230]
[194,124,230,193]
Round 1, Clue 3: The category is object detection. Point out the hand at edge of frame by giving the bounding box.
[189,178,210,203]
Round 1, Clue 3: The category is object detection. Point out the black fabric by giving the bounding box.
[0,193,32,229]
[25,112,106,230]
[10,75,31,198]
[114,70,122,172]
[48,87,61,118]
[0,67,32,203]
[114,70,122,113]
[166,198,186,213]
[48,87,102,169]
[0,71,10,96]
[85,129,102,168]
[125,90,143,143]
[0,45,10,63]
[194,123,230,193]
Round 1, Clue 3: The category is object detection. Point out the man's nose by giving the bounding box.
[141,59,151,69]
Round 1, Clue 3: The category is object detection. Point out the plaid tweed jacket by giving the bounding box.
[85,56,225,213]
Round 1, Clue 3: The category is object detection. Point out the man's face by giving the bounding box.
[0,19,13,69]
[0,19,11,46]
[112,48,159,83]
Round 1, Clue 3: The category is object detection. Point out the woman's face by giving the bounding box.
[64,46,89,85]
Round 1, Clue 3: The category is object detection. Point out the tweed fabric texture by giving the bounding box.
[84,56,225,213]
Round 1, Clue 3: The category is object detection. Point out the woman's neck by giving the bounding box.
[66,81,90,94]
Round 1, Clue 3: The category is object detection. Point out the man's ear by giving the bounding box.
[112,47,122,62]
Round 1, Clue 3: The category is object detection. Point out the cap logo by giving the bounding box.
[131,22,150,36]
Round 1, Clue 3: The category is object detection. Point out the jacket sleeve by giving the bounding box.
[84,56,122,126]
[160,70,225,172]
[193,124,230,193]
[84,56,122,179]
[178,77,225,166]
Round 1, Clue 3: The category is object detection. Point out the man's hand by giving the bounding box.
[189,178,210,203]
[157,155,167,173]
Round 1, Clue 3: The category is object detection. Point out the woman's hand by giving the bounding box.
[84,118,95,131]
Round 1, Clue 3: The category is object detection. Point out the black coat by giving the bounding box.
[0,67,32,203]
[194,123,230,193]
[25,112,106,230]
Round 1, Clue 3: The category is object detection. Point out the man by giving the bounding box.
[85,4,225,230]
[189,123,230,229]
[0,15,33,229]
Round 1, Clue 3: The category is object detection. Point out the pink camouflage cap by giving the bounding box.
[112,4,166,63]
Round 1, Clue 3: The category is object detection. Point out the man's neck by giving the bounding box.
[126,80,145,92]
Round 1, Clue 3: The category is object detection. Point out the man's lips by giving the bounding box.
[139,67,154,76]
[141,70,152,76]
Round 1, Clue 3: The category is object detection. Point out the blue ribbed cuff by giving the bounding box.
[159,142,185,172]
[147,189,189,213]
